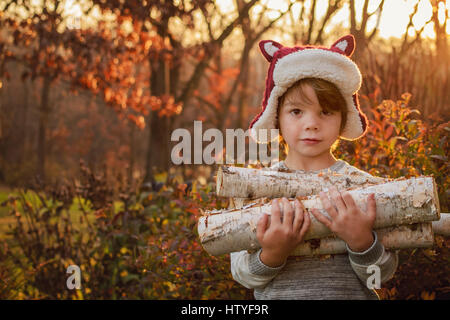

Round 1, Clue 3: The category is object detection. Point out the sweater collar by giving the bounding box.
[276,159,346,174]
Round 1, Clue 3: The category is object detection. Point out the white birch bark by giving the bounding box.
[216,165,389,199]
[432,212,450,236]
[290,223,434,256]
[198,176,440,256]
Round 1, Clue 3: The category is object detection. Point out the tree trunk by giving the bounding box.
[198,176,440,255]
[37,76,52,184]
[144,40,170,183]
[17,78,30,166]
[216,165,389,199]
[148,111,170,171]
[128,122,135,188]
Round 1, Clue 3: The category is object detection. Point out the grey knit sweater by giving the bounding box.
[230,160,399,300]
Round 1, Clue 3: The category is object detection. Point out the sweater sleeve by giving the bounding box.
[230,248,285,289]
[337,163,399,286]
[346,231,399,287]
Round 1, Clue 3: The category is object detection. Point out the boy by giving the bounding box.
[230,35,398,300]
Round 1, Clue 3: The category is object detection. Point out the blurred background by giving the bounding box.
[0,0,449,300]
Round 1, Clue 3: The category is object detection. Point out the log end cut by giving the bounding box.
[431,177,441,220]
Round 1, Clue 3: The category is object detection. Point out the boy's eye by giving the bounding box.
[289,108,334,116]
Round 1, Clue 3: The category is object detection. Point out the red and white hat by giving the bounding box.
[249,34,368,143]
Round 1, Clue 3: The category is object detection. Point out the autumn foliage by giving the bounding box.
[0,0,449,301]
[0,95,448,299]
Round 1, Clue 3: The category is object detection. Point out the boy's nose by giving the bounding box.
[304,115,320,131]
[305,124,319,131]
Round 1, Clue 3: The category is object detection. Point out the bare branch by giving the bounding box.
[315,0,343,44]
[368,0,385,42]
[349,0,357,34]
[306,0,317,44]
[176,0,259,107]
[200,5,214,41]
[360,0,370,35]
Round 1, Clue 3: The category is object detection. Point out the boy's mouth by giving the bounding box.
[301,138,322,145]
[301,138,321,142]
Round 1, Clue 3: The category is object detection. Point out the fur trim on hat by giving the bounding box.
[249,34,368,144]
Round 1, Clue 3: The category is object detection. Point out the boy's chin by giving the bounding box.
[292,141,333,151]
[292,148,330,158]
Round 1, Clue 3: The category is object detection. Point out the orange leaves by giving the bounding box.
[148,95,183,118]
[221,67,240,79]
[127,114,145,129]
[207,67,239,96]
[79,72,100,92]
[420,291,436,300]
[383,125,394,140]
[104,87,113,102]
[185,207,201,216]
[198,66,242,115]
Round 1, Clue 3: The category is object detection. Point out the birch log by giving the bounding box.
[216,165,390,199]
[432,212,450,236]
[198,176,440,256]
[291,223,434,256]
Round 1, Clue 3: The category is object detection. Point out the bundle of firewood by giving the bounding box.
[197,165,449,256]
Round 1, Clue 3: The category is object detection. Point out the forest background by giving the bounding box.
[0,0,449,299]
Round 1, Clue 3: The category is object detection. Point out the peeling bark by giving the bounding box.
[216,165,389,199]
[199,176,440,255]
[290,223,434,256]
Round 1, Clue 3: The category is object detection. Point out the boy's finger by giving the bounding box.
[367,193,377,220]
[256,213,269,241]
[319,191,338,219]
[298,210,311,240]
[271,198,282,225]
[310,208,333,230]
[292,199,304,233]
[329,187,347,213]
[282,197,294,228]
[341,191,358,213]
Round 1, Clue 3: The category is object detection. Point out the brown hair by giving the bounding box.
[275,78,348,155]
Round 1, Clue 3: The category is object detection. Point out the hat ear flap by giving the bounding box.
[331,34,356,57]
[259,40,283,62]
[353,93,368,135]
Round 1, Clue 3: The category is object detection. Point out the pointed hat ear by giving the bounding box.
[259,40,283,62]
[331,34,356,57]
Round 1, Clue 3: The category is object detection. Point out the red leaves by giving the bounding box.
[185,207,201,216]
[335,95,449,299]
[383,125,394,140]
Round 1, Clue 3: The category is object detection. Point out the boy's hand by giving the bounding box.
[310,186,376,252]
[256,197,311,268]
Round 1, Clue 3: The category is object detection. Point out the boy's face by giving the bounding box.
[278,83,342,159]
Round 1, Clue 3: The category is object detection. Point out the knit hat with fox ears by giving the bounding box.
[249,34,368,144]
